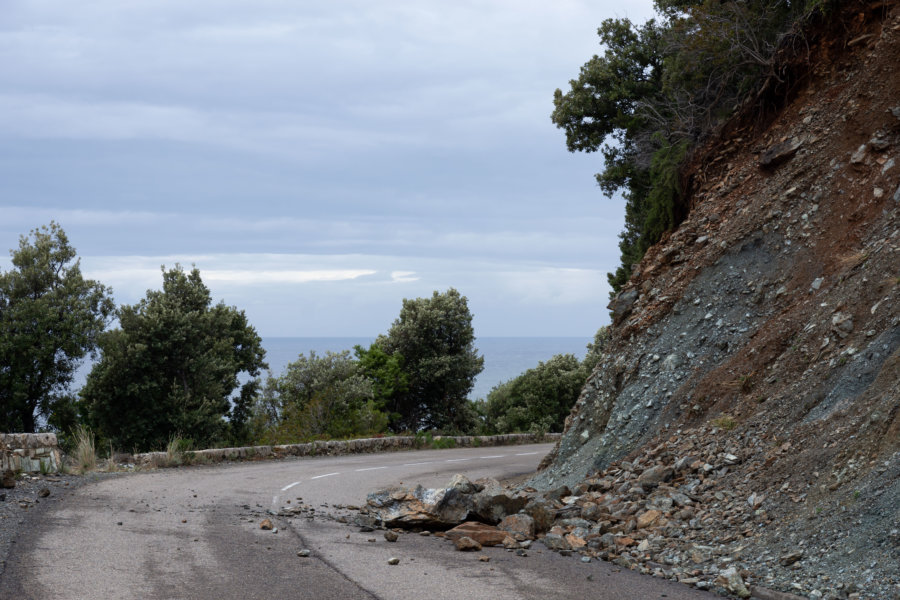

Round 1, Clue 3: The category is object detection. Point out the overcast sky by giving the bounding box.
[0,0,657,337]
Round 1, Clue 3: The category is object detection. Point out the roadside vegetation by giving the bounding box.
[553,0,837,296]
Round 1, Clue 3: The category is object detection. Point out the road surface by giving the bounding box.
[0,443,716,599]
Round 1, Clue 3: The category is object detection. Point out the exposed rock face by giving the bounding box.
[530,2,900,598]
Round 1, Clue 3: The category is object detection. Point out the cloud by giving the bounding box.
[390,271,419,283]
[203,269,376,284]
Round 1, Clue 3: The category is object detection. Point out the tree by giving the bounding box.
[252,350,386,442]
[553,1,804,296]
[482,354,588,435]
[0,223,114,433]
[377,288,484,433]
[81,265,266,451]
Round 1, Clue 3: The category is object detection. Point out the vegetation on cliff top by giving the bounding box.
[553,0,831,295]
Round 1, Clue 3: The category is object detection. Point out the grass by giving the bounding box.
[711,415,738,431]
[72,425,97,474]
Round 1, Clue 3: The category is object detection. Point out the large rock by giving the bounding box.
[498,513,535,539]
[470,478,528,524]
[636,465,673,489]
[366,475,529,529]
[367,483,474,529]
[715,566,751,598]
[445,522,508,547]
[523,498,556,533]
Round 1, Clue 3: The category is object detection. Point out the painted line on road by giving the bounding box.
[445,458,471,463]
[515,452,539,456]
[281,481,301,491]
[311,472,340,480]
[355,466,388,472]
[479,455,506,459]
[403,461,433,466]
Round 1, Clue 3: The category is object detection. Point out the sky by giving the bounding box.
[0,0,657,337]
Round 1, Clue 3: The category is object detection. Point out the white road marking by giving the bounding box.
[402,461,433,466]
[355,466,388,472]
[479,455,506,459]
[311,472,340,480]
[515,452,539,456]
[281,481,301,491]
[445,458,471,462]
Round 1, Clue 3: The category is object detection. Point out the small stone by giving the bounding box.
[580,556,591,563]
[478,555,490,562]
[38,488,51,498]
[259,518,274,530]
[636,509,662,529]
[715,566,751,598]
[831,312,854,338]
[388,557,400,565]
[850,144,867,164]
[779,550,804,566]
[1,470,15,489]
[297,549,311,557]
[810,277,824,291]
[759,137,803,168]
[384,530,399,542]
[454,536,482,552]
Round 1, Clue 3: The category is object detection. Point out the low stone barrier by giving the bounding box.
[1,433,62,473]
[133,432,560,467]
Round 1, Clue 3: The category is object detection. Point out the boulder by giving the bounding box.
[636,465,673,489]
[445,522,508,547]
[367,483,474,529]
[715,566,751,598]
[470,478,528,523]
[498,513,535,539]
[524,498,556,533]
[541,532,571,551]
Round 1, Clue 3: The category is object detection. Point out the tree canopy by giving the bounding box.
[0,223,114,433]
[252,350,386,442]
[377,288,484,433]
[82,265,266,451]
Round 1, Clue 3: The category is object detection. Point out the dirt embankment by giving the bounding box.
[534,2,900,598]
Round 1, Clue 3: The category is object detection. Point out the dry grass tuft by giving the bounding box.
[73,425,97,474]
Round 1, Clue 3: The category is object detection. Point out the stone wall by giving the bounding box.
[0,433,62,473]
[133,432,560,467]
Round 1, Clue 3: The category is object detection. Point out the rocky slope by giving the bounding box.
[529,2,900,598]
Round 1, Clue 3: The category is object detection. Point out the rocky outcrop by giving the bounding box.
[532,2,900,598]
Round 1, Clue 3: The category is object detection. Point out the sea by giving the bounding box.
[72,336,592,401]
[258,337,591,401]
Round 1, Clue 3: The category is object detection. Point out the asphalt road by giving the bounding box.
[0,444,717,599]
